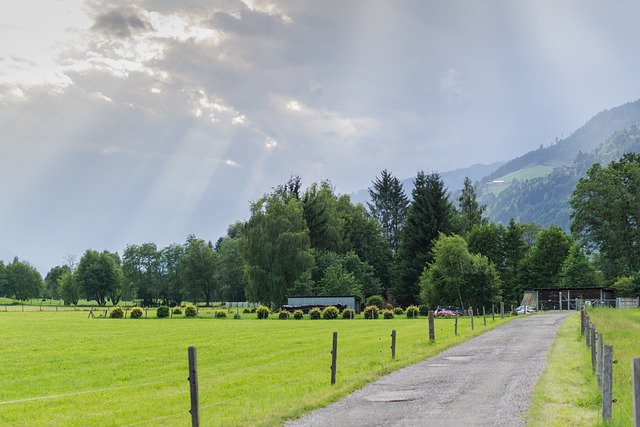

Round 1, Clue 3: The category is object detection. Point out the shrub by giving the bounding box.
[215,310,227,318]
[172,306,182,315]
[185,304,197,317]
[418,305,429,316]
[234,312,242,319]
[341,308,356,319]
[309,307,322,320]
[365,295,384,309]
[405,305,420,318]
[363,305,379,319]
[322,306,339,320]
[293,309,304,320]
[382,309,394,319]
[109,306,124,318]
[256,305,270,319]
[394,306,404,315]
[278,310,290,319]
[156,306,170,318]
[130,307,143,319]
[242,308,252,314]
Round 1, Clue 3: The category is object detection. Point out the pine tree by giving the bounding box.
[367,170,409,254]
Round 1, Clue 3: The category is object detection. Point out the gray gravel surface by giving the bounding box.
[285,312,571,427]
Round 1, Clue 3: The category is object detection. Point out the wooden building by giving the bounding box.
[533,287,616,310]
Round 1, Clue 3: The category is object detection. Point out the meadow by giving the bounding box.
[0,309,511,426]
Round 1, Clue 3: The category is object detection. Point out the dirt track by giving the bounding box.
[286,312,572,427]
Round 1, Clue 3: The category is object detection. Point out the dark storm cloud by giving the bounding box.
[92,7,154,38]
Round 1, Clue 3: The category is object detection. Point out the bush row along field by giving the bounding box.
[0,310,511,426]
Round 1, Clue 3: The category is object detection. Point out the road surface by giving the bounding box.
[286,312,572,427]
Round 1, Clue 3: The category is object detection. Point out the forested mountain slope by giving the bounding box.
[481,123,640,230]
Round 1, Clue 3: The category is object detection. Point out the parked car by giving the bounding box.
[515,305,536,315]
[434,305,462,317]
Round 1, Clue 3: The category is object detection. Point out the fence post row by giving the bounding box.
[590,325,597,372]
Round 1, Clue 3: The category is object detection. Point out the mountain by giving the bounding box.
[479,101,640,230]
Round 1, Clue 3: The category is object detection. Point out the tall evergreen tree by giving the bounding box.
[457,176,486,235]
[393,171,455,306]
[367,170,409,254]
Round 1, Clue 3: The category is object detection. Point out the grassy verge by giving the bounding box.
[0,311,512,426]
[585,307,640,426]
[527,313,601,426]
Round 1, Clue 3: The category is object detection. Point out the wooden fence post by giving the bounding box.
[483,306,486,327]
[428,311,435,341]
[470,307,474,331]
[454,315,458,336]
[602,344,613,421]
[580,307,585,335]
[188,346,200,427]
[586,317,591,347]
[491,304,495,321]
[331,332,338,385]
[500,301,504,319]
[590,325,597,372]
[633,358,640,427]
[597,332,603,389]
[391,330,396,360]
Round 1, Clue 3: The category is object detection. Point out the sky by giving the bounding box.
[2,0,640,274]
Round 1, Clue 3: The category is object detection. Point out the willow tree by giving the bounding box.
[240,186,314,308]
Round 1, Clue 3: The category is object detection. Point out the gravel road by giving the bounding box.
[285,312,572,427]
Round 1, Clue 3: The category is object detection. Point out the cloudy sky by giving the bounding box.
[2,0,640,273]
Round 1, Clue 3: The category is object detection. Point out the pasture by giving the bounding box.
[0,309,510,426]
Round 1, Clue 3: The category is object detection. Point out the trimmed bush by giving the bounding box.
[365,295,384,309]
[156,306,170,318]
[293,309,304,320]
[382,309,394,319]
[309,307,322,320]
[130,307,143,319]
[185,304,197,317]
[172,307,182,315]
[234,312,242,319]
[405,305,420,318]
[322,306,339,320]
[278,310,290,319]
[363,305,379,319]
[341,308,355,319]
[215,310,227,318]
[393,307,404,315]
[256,305,270,319]
[418,305,429,316]
[109,306,124,318]
[242,308,252,314]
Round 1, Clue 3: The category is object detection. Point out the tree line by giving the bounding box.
[3,154,640,308]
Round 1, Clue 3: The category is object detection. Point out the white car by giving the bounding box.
[515,305,536,315]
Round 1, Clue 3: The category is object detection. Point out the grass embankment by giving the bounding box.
[0,311,511,426]
[529,308,640,427]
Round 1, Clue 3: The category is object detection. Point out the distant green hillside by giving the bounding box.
[480,120,640,230]
[484,165,555,197]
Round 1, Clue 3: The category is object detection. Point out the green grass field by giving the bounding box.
[484,165,555,196]
[0,310,511,426]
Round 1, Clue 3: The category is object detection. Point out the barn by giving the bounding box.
[533,287,616,310]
